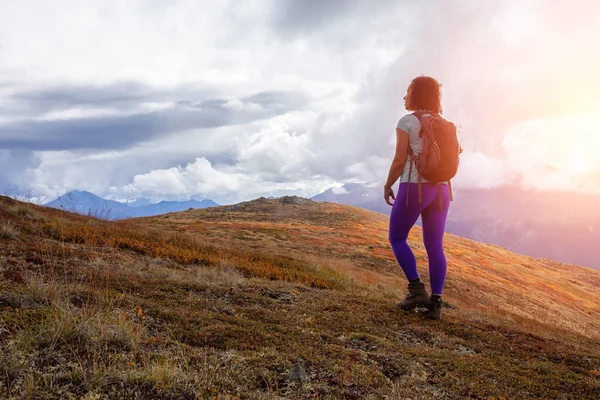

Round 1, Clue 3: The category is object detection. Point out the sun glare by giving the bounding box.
[559,115,600,174]
[503,114,600,190]
[565,157,595,175]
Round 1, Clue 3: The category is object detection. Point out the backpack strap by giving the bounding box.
[411,112,426,205]
[405,156,413,206]
[433,181,454,211]
[405,114,419,207]
[412,111,426,125]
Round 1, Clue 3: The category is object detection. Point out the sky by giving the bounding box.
[1,0,600,204]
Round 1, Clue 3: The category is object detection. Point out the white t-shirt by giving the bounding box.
[396,113,427,184]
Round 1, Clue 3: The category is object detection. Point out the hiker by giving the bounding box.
[384,76,461,320]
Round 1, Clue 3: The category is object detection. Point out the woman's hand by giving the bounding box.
[384,185,396,206]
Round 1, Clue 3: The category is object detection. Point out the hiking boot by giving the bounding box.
[395,281,430,311]
[422,295,443,320]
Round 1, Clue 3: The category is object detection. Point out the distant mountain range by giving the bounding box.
[311,183,600,271]
[42,186,600,271]
[44,190,219,219]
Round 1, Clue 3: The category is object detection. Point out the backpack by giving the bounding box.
[405,111,462,209]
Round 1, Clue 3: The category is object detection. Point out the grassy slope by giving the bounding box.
[0,195,599,399]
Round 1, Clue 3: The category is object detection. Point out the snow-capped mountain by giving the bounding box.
[44,190,131,219]
[44,191,218,220]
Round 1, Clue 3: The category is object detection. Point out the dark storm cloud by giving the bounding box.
[0,149,39,194]
[270,0,356,34]
[270,0,403,36]
[13,81,151,109]
[3,82,213,117]
[0,85,308,151]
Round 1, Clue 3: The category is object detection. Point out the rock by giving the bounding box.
[457,345,476,355]
[396,330,423,345]
[288,361,308,386]
[279,196,315,206]
[417,383,440,392]
[0,293,36,309]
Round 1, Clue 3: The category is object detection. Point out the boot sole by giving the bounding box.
[396,301,431,311]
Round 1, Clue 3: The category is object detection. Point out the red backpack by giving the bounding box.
[406,111,462,209]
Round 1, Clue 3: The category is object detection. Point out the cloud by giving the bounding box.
[0,86,307,150]
[453,152,512,189]
[270,0,381,36]
[331,186,349,195]
[2,0,600,202]
[119,156,338,204]
[126,157,244,195]
[9,82,157,113]
[0,150,40,195]
[25,125,247,200]
[502,115,600,193]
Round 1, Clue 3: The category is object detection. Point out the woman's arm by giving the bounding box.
[385,128,409,188]
[383,128,409,206]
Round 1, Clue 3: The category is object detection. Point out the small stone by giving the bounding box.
[417,383,440,392]
[457,345,476,355]
[288,361,308,386]
[0,293,36,309]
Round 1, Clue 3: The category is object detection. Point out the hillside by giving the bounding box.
[311,184,600,271]
[1,195,599,399]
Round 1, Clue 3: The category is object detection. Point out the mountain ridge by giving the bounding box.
[43,190,219,219]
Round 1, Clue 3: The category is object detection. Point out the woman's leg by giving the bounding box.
[420,185,450,295]
[389,183,427,281]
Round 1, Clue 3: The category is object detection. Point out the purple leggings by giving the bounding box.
[389,182,450,295]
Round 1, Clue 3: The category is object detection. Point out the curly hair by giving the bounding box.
[407,76,443,114]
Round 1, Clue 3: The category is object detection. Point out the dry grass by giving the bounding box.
[0,221,19,240]
[1,195,600,399]
[151,197,600,341]
[6,204,46,222]
[130,259,248,289]
[0,272,265,399]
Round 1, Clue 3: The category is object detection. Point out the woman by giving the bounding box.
[384,76,450,321]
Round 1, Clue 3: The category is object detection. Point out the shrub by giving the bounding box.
[0,222,19,240]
